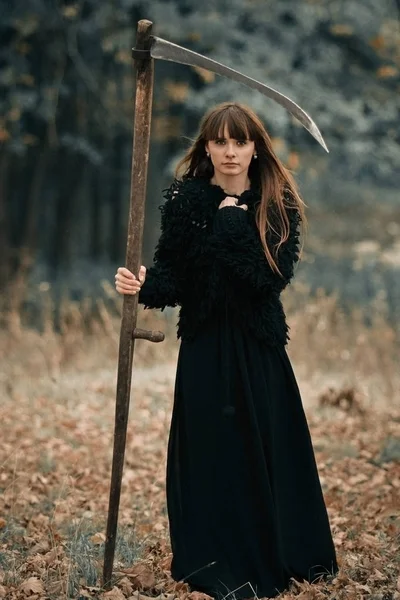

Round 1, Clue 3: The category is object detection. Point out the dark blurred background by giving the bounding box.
[1,0,399,333]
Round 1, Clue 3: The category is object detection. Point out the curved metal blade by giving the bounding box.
[150,36,328,152]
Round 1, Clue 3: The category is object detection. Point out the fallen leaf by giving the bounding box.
[160,554,172,570]
[355,583,371,592]
[361,532,380,547]
[44,545,63,564]
[19,577,45,595]
[187,592,214,600]
[90,531,106,545]
[118,576,133,595]
[128,594,168,600]
[381,504,399,518]
[372,568,386,580]
[348,473,369,485]
[103,587,125,600]
[121,563,155,590]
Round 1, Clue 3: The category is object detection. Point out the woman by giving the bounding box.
[115,102,338,599]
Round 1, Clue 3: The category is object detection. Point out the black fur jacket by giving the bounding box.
[138,176,302,346]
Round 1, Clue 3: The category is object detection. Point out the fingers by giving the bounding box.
[138,265,147,283]
[218,198,248,210]
[115,280,141,295]
[117,266,134,279]
[115,265,146,295]
[220,196,238,208]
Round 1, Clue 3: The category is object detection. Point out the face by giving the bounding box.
[205,125,255,178]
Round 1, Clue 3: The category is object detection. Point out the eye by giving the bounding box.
[215,139,226,145]
[237,140,247,146]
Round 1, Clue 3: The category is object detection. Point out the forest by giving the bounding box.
[1,0,399,328]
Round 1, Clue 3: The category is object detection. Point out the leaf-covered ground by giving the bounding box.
[0,322,399,600]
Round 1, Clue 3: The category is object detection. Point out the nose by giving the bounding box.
[225,143,237,157]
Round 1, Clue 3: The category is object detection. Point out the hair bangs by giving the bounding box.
[203,107,255,142]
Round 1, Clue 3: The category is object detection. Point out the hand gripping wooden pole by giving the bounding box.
[103,19,164,589]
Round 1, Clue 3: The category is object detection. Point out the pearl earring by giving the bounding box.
[254,153,258,159]
[206,152,210,157]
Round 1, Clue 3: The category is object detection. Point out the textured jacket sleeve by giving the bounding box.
[212,199,301,294]
[138,180,187,310]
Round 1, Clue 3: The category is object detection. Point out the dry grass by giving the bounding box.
[0,286,399,599]
[285,281,399,407]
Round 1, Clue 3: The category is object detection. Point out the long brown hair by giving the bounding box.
[175,102,308,278]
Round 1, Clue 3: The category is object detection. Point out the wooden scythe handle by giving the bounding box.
[133,327,165,342]
[103,19,163,590]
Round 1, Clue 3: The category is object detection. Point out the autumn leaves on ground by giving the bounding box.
[0,288,399,600]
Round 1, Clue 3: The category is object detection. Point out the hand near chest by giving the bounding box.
[218,196,248,211]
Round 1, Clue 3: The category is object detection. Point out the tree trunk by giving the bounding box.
[6,143,50,333]
[0,151,10,296]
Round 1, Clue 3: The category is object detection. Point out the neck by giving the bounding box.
[210,172,251,196]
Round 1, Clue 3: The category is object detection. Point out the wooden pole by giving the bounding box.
[103,19,160,589]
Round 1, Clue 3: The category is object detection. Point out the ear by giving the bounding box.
[205,142,210,153]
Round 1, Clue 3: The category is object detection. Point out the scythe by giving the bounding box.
[103,18,328,589]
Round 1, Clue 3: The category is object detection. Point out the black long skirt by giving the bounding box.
[166,313,338,599]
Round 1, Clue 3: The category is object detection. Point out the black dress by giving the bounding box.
[166,296,338,600]
[138,178,338,598]
[167,311,337,599]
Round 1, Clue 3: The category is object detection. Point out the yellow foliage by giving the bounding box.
[18,74,35,86]
[0,129,10,143]
[287,151,300,170]
[8,107,21,122]
[13,17,38,37]
[17,42,31,55]
[369,35,386,50]
[192,66,216,83]
[23,134,39,146]
[187,32,202,42]
[62,5,79,19]
[271,137,286,153]
[376,65,398,78]
[164,81,189,102]
[153,115,182,141]
[330,24,354,36]
[116,49,131,65]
